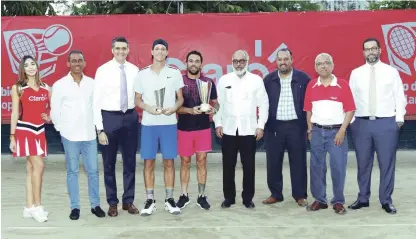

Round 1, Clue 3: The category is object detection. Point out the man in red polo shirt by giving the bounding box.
[303,53,355,214]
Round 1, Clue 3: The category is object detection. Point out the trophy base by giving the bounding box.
[200,103,210,112]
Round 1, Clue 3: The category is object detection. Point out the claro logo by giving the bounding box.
[28,94,47,102]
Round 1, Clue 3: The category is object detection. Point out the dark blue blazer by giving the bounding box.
[263,68,311,132]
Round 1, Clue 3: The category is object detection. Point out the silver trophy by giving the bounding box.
[154,87,165,113]
[196,79,212,112]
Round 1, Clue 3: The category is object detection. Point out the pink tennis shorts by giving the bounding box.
[178,128,212,157]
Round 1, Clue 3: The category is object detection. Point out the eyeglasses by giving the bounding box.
[232,59,247,65]
[364,47,379,53]
[315,61,332,67]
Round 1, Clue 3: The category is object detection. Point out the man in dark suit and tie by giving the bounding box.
[263,48,311,207]
[93,37,140,217]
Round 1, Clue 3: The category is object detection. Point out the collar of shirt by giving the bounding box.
[111,57,126,68]
[278,69,293,80]
[314,74,339,87]
[231,71,251,84]
[364,60,382,69]
[144,65,174,85]
[149,65,175,77]
[183,73,208,81]
[67,72,85,84]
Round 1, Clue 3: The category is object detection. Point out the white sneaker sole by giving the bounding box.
[179,200,190,209]
[33,217,48,222]
[164,205,181,215]
[197,203,210,210]
[31,212,48,222]
[24,211,49,218]
[140,206,156,216]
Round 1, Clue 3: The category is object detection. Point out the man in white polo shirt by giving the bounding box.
[135,39,184,216]
[303,53,355,214]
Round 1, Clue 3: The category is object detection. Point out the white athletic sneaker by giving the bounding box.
[30,205,48,222]
[164,198,180,215]
[23,205,49,218]
[140,199,156,216]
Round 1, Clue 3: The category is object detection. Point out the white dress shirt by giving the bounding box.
[213,71,269,136]
[50,72,96,141]
[349,61,407,122]
[134,65,184,126]
[93,58,139,130]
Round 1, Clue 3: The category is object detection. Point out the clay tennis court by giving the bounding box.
[2,151,416,239]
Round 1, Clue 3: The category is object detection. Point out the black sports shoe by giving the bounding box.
[197,195,211,210]
[69,208,80,220]
[165,198,181,214]
[176,194,190,209]
[140,199,156,216]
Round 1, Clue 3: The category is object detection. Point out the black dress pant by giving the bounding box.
[101,109,138,206]
[222,130,256,204]
[265,120,307,201]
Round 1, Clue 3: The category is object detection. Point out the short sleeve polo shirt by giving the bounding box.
[304,75,356,125]
[177,74,217,131]
[135,65,184,126]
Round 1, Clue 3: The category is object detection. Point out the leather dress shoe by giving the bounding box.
[221,199,235,208]
[122,203,140,214]
[107,205,118,217]
[262,196,283,204]
[244,202,255,209]
[382,204,397,214]
[297,198,308,207]
[306,201,328,211]
[348,200,369,210]
[91,206,106,218]
[333,203,347,214]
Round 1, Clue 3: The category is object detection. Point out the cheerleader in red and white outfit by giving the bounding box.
[9,55,50,223]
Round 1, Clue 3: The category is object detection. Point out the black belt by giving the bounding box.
[313,123,342,130]
[102,109,135,115]
[356,116,390,120]
[276,119,298,123]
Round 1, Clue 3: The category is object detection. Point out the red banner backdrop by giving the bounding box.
[1,10,416,122]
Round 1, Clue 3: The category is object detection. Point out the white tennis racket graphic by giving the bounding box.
[8,32,40,62]
[8,25,72,62]
[387,25,416,76]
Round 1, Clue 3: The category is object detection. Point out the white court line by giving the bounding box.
[6,224,416,230]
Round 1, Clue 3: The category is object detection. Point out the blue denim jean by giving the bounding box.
[61,136,100,209]
[309,126,348,205]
